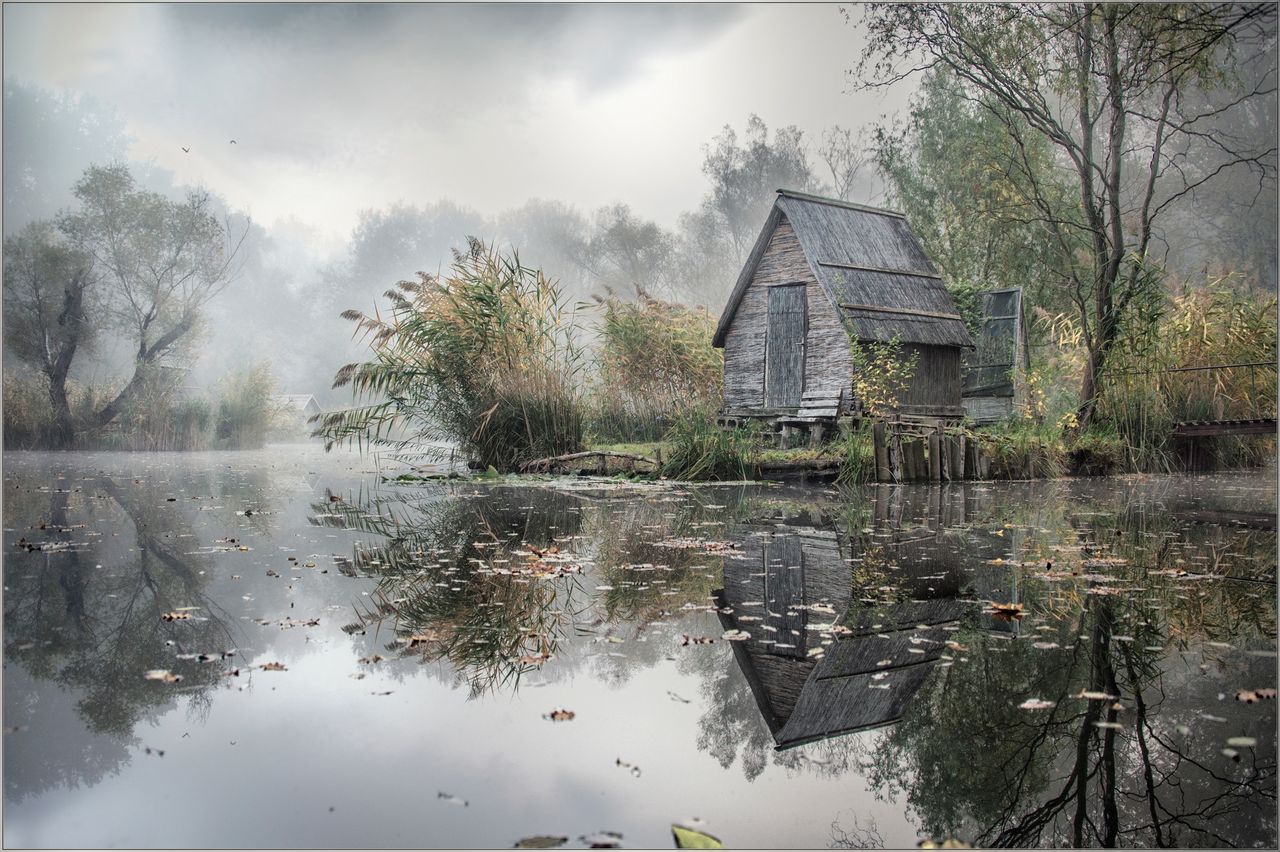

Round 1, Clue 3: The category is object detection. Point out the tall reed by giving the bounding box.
[586,289,722,443]
[316,238,585,470]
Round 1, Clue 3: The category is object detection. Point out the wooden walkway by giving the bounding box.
[1173,418,1277,438]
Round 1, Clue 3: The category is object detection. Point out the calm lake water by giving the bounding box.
[3,445,1276,849]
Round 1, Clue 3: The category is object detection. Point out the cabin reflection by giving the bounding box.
[717,484,1017,750]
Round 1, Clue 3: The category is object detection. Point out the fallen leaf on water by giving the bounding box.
[672,824,723,849]
[1236,688,1277,704]
[720,630,750,642]
[681,635,714,646]
[514,836,568,849]
[543,709,576,722]
[986,602,1025,621]
[1076,690,1118,701]
[144,669,182,683]
[1018,698,1055,710]
[161,611,191,622]
[358,655,384,665]
[259,662,288,671]
[919,839,971,849]
[615,758,642,777]
[667,691,691,704]
[1227,736,1258,747]
[578,832,622,849]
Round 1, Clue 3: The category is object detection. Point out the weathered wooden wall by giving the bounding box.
[902,344,961,413]
[964,395,1013,423]
[804,278,854,406]
[724,216,852,412]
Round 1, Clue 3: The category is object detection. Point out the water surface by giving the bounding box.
[4,447,1276,848]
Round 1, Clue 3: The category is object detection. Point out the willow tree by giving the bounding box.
[59,163,248,431]
[858,3,1278,426]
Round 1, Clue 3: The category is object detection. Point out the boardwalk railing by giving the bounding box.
[1101,360,1278,428]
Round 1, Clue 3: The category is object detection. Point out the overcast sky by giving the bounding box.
[4,3,913,244]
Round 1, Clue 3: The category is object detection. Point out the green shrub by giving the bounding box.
[660,414,759,481]
[978,421,1066,479]
[1067,428,1125,476]
[214,364,277,450]
[834,421,877,485]
[587,290,722,444]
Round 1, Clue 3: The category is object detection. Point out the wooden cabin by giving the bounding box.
[962,288,1030,424]
[713,190,973,428]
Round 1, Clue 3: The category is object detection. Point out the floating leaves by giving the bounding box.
[681,635,714,646]
[1236,688,1277,704]
[160,610,194,622]
[514,837,568,849]
[986,602,1026,622]
[578,831,623,849]
[543,709,576,722]
[144,669,183,683]
[1226,736,1258,748]
[672,824,723,849]
[258,661,288,672]
[720,629,750,642]
[1018,698,1056,710]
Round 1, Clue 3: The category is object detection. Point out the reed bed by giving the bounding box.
[316,239,585,470]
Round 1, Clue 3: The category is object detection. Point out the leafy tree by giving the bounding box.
[858,3,1278,427]
[1,222,96,446]
[698,114,817,259]
[58,163,248,430]
[2,80,132,233]
[872,68,1073,315]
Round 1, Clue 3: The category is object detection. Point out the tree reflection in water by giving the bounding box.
[855,486,1278,848]
[4,471,239,800]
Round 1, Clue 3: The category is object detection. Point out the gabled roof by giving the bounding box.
[712,189,973,349]
[274,394,320,412]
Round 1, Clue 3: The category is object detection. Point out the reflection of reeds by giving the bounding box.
[323,487,592,696]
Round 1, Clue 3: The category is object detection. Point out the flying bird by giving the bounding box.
[181,146,190,153]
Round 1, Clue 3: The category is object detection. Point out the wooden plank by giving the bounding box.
[840,303,963,321]
[818,260,943,280]
[1173,419,1277,438]
[765,284,807,409]
[873,421,890,482]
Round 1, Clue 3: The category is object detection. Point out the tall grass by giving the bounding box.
[659,413,759,481]
[213,363,277,450]
[315,238,585,471]
[586,289,722,443]
[834,421,877,485]
[1096,279,1277,470]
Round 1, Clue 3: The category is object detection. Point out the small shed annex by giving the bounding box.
[712,189,973,421]
[962,288,1031,424]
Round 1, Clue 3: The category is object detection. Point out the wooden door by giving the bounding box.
[765,284,806,408]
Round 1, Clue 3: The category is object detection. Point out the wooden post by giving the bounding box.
[928,430,941,482]
[952,434,966,480]
[873,421,890,482]
[874,484,890,523]
[890,425,904,483]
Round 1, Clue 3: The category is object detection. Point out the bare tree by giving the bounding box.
[58,163,249,430]
[858,3,1278,427]
[818,125,869,202]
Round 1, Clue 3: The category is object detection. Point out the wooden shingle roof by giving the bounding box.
[713,189,973,349]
